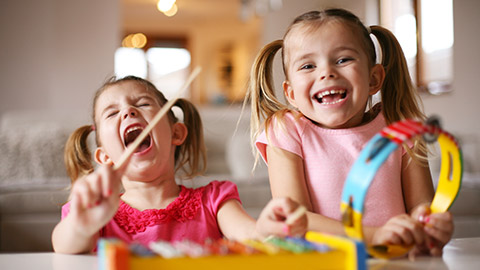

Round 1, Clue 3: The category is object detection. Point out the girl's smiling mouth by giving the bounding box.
[313,89,347,105]
[123,124,152,154]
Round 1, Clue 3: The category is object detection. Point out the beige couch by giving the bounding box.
[1,107,479,252]
[0,106,270,252]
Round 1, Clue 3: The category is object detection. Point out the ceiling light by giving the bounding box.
[163,4,178,17]
[157,0,176,13]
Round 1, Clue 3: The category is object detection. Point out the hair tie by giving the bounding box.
[91,125,96,131]
[369,32,383,65]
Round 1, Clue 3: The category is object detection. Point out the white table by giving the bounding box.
[1,238,479,270]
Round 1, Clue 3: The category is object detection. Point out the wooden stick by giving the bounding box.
[113,66,202,170]
[285,205,307,225]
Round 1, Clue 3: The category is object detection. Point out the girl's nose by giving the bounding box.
[320,73,336,80]
[319,65,337,80]
[123,107,137,119]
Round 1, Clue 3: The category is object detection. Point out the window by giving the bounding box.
[114,35,191,100]
[380,0,453,95]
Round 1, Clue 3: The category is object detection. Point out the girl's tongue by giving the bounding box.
[136,137,151,153]
[124,128,152,153]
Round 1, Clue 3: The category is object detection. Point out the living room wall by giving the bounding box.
[1,0,479,152]
[0,0,119,122]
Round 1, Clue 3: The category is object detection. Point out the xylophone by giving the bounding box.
[98,232,367,270]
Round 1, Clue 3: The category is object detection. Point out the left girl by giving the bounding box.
[51,76,307,254]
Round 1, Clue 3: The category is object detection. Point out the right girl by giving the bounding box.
[246,8,453,256]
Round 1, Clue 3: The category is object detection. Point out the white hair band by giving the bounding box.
[369,32,383,65]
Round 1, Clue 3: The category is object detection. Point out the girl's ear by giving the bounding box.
[369,64,385,95]
[94,147,113,165]
[283,81,298,108]
[171,122,188,146]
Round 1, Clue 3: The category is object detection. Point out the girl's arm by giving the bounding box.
[52,165,121,253]
[401,154,434,214]
[266,145,424,245]
[266,145,346,236]
[216,197,307,241]
[216,200,257,240]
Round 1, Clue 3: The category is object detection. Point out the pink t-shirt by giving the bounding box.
[256,111,406,226]
[62,180,240,246]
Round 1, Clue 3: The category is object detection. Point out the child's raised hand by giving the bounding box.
[411,204,454,256]
[69,164,123,236]
[256,197,308,239]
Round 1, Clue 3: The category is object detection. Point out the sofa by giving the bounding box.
[0,106,271,252]
[1,106,479,252]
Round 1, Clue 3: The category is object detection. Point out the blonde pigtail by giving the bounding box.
[370,26,426,124]
[370,25,428,164]
[246,40,288,155]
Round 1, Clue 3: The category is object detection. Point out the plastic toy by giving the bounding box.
[98,233,367,270]
[340,117,463,258]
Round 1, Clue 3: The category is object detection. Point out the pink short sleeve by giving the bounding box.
[255,113,306,164]
[205,180,242,214]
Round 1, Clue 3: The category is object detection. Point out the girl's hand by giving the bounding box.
[69,164,122,236]
[256,197,308,239]
[371,214,425,247]
[411,205,454,256]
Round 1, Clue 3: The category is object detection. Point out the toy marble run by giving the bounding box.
[98,117,462,269]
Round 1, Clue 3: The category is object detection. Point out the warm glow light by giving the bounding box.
[121,33,147,49]
[131,33,147,48]
[157,0,176,13]
[122,34,134,47]
[163,4,178,17]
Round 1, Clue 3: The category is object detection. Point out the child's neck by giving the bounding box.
[121,178,180,211]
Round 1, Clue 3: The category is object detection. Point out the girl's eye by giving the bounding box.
[106,111,118,118]
[300,64,316,70]
[137,103,150,107]
[337,58,353,65]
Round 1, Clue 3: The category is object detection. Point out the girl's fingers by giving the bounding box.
[411,203,430,221]
[267,198,296,221]
[424,225,451,246]
[70,191,82,215]
[424,212,453,245]
[72,172,106,209]
[74,179,95,209]
[260,198,307,237]
[99,164,117,198]
[378,215,425,246]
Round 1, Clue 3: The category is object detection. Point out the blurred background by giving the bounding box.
[1,0,478,134]
[1,0,480,252]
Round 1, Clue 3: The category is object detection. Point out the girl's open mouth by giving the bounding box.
[123,125,152,153]
[314,89,347,105]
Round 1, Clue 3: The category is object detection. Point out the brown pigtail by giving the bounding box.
[173,98,207,178]
[64,125,95,183]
